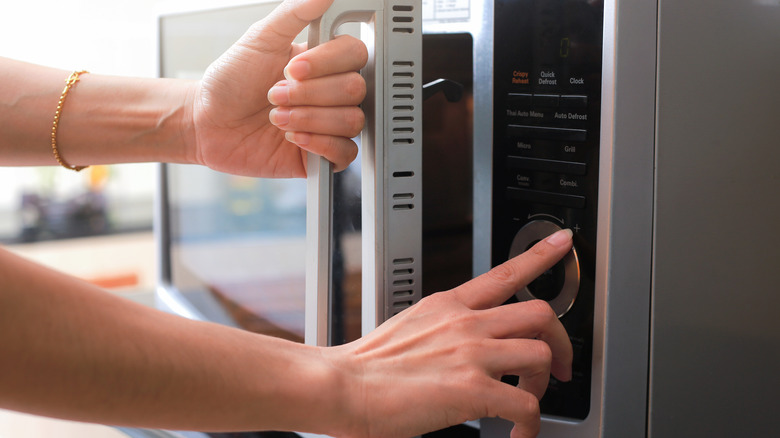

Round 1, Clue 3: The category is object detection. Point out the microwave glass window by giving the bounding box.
[160,2,309,342]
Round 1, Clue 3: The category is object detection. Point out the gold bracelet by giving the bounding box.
[51,70,89,172]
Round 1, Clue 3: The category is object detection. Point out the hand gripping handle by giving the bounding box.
[305,0,422,346]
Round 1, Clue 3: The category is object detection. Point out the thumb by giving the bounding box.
[261,0,335,50]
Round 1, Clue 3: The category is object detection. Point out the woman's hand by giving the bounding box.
[325,229,575,438]
[189,0,368,177]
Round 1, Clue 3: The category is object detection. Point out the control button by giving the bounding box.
[567,76,587,88]
[533,94,560,107]
[506,156,587,176]
[511,70,531,86]
[513,173,532,188]
[507,93,533,107]
[560,95,588,109]
[507,124,587,142]
[514,140,533,152]
[537,67,560,87]
[552,111,588,123]
[527,259,566,300]
[506,187,586,209]
[509,220,580,317]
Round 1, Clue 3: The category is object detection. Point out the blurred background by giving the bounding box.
[0,0,165,285]
[1,1,171,436]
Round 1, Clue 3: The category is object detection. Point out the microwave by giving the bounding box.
[152,1,780,438]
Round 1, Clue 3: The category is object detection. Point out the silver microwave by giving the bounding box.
[153,1,780,437]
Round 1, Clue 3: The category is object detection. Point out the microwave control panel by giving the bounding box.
[492,0,604,420]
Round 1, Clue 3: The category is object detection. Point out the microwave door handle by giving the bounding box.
[360,0,423,336]
[306,0,422,346]
[305,0,383,347]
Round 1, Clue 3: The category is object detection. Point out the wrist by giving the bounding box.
[174,80,199,165]
[52,74,200,166]
[146,77,198,165]
[290,344,358,437]
[237,338,358,436]
[316,344,366,438]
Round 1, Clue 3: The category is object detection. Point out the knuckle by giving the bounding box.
[324,134,340,156]
[458,366,485,386]
[296,81,313,105]
[343,139,359,164]
[416,292,449,311]
[460,311,485,333]
[485,262,518,285]
[519,391,541,418]
[344,108,366,137]
[288,107,307,125]
[527,241,548,258]
[504,391,541,438]
[453,339,482,362]
[343,35,369,65]
[345,73,367,102]
[331,138,359,172]
[525,299,556,320]
[529,340,553,365]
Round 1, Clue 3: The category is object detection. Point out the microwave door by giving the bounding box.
[305,0,423,347]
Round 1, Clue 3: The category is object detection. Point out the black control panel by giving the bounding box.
[493,0,604,420]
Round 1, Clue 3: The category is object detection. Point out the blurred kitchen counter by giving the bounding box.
[5,231,156,298]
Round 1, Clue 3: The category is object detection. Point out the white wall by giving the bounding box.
[0,1,164,77]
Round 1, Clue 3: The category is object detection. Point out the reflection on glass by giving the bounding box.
[160,2,309,342]
[422,33,474,295]
[168,167,307,341]
[160,2,364,345]
[330,155,363,345]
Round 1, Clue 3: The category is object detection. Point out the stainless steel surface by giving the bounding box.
[306,0,424,343]
[305,0,379,347]
[367,0,423,330]
[482,0,659,435]
[596,0,658,435]
[469,0,496,279]
[304,153,333,346]
[508,220,580,317]
[649,0,780,435]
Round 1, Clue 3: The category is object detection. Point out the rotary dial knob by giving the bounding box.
[509,220,580,317]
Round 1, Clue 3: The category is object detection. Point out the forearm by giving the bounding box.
[0,247,348,435]
[0,57,194,167]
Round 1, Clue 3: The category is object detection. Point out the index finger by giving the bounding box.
[285,35,368,80]
[452,229,573,310]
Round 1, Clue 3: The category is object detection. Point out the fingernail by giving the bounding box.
[285,131,310,146]
[284,59,311,80]
[269,108,290,126]
[267,81,290,105]
[545,229,573,247]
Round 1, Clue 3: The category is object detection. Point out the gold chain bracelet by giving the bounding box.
[51,70,89,172]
